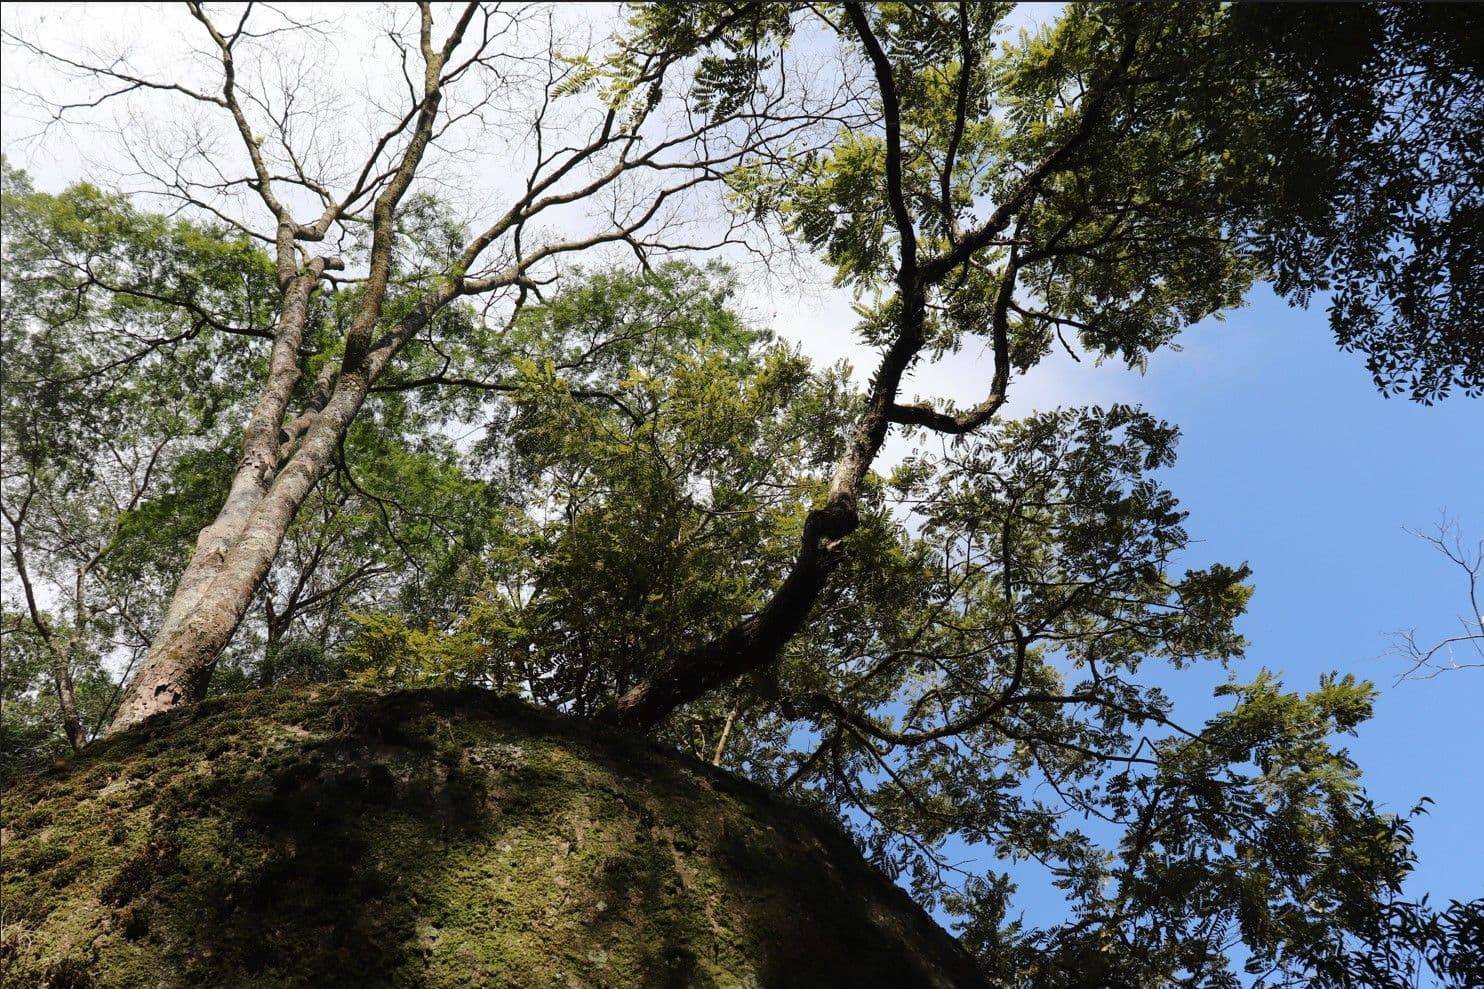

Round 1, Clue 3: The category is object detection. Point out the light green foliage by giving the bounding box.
[756,3,1264,368]
[613,3,796,117]
[0,611,114,773]
[0,163,503,741]
[349,263,855,720]
[988,672,1414,987]
[1,158,275,750]
[342,612,492,688]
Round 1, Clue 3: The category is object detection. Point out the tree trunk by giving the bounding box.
[260,596,280,689]
[106,259,351,733]
[51,639,84,753]
[105,369,374,733]
[105,283,447,734]
[3,500,86,751]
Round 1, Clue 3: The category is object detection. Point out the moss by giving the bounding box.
[1,684,986,989]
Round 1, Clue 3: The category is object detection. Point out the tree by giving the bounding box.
[0,161,502,742]
[4,0,837,732]
[3,3,1481,987]
[6,3,1473,731]
[598,0,1483,729]
[1230,3,1482,403]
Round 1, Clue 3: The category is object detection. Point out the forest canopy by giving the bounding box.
[2,3,1481,987]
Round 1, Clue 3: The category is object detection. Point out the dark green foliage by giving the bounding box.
[344,263,856,718]
[1229,4,1483,402]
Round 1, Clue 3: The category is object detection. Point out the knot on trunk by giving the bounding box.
[802,501,859,563]
[805,500,859,540]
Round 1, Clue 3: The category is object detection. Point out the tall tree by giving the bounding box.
[4,1,838,731]
[0,163,501,742]
[599,1,1482,728]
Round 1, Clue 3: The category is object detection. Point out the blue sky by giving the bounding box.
[877,283,1483,936]
[1133,287,1482,912]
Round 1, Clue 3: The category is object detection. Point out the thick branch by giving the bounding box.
[341,3,477,378]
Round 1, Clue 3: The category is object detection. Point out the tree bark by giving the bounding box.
[105,264,452,735]
[51,638,85,753]
[106,4,473,735]
[106,263,327,730]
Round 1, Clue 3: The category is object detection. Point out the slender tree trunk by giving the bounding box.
[105,286,446,734]
[56,565,95,751]
[260,597,280,689]
[51,639,85,753]
[3,498,85,751]
[105,367,374,732]
[711,707,738,766]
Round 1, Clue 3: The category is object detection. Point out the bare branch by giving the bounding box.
[1392,515,1484,681]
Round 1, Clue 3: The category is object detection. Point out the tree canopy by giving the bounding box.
[2,3,1481,987]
